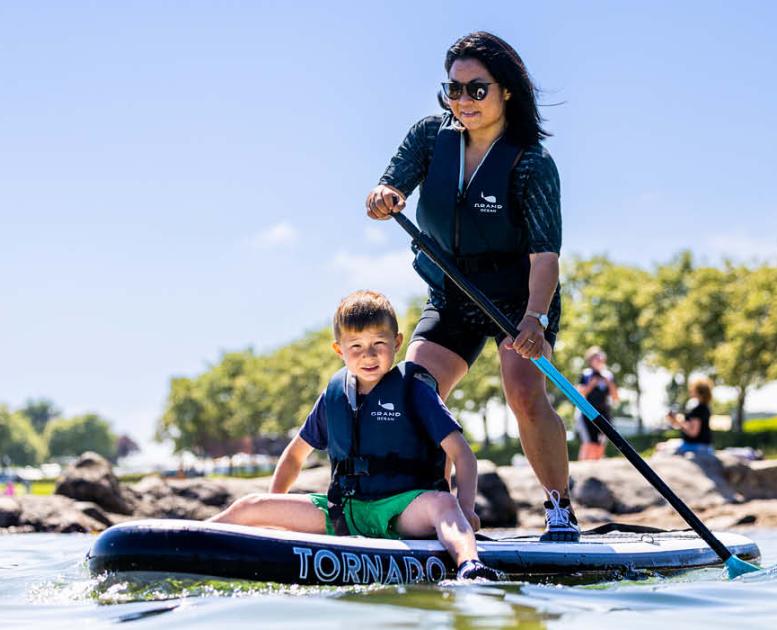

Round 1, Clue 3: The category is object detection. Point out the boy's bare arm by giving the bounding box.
[270,434,314,493]
[440,432,478,514]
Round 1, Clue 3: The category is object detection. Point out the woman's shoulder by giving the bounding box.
[404,113,452,141]
[514,143,559,182]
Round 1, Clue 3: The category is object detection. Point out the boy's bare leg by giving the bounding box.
[394,491,477,566]
[208,493,327,534]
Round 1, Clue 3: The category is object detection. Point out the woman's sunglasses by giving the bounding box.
[441,80,496,101]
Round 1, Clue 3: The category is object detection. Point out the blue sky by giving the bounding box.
[1,2,776,449]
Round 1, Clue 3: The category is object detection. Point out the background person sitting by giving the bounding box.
[575,347,619,460]
[666,376,714,455]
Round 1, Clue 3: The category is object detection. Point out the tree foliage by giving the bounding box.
[158,329,342,455]
[0,405,46,466]
[447,342,504,445]
[19,398,62,434]
[45,413,118,460]
[558,256,653,430]
[712,265,777,431]
[156,257,777,453]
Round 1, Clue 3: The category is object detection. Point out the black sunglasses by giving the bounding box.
[441,80,496,101]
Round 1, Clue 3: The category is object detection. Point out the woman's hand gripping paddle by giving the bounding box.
[391,211,760,579]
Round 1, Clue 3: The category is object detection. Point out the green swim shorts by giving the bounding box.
[309,489,429,538]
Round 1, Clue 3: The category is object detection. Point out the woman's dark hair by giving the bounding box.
[440,31,549,146]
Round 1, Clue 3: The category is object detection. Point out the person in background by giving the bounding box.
[666,376,714,455]
[575,347,619,460]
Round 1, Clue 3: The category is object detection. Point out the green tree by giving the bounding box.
[45,413,118,460]
[713,265,777,431]
[0,405,46,466]
[643,256,729,406]
[558,256,652,431]
[446,342,504,446]
[19,398,62,434]
[158,327,343,455]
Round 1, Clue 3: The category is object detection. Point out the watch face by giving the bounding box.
[539,314,549,329]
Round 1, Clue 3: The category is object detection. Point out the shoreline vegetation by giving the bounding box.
[2,253,776,539]
[3,450,777,535]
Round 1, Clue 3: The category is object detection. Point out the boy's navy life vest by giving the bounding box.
[324,361,448,534]
[413,121,531,300]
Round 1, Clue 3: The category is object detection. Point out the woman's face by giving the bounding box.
[447,57,509,135]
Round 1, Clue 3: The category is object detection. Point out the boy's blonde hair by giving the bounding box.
[689,375,713,405]
[333,290,399,340]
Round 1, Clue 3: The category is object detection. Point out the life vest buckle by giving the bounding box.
[351,456,370,476]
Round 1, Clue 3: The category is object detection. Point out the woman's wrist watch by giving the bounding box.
[525,310,549,330]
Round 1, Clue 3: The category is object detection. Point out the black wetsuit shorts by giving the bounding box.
[410,286,561,367]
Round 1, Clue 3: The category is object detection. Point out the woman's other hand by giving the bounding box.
[366,184,406,220]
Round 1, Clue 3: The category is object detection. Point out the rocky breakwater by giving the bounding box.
[2,450,777,533]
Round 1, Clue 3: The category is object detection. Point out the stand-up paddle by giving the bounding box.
[391,210,760,579]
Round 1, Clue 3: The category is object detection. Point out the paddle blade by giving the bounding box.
[725,554,761,579]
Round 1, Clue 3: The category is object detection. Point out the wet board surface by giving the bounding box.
[87,519,761,585]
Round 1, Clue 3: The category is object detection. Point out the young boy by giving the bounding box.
[209,290,502,581]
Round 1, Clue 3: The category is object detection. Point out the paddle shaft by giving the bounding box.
[392,211,733,563]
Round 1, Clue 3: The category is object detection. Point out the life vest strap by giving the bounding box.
[453,252,522,274]
[334,454,436,478]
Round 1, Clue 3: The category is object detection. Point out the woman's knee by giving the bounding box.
[505,381,551,420]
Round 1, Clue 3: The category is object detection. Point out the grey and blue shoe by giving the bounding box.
[539,489,580,542]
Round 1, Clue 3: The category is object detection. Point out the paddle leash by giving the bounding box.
[391,211,759,579]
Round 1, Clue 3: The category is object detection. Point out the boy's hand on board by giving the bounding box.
[462,508,481,532]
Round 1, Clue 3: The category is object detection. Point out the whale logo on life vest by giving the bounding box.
[481,192,497,203]
[475,191,502,213]
[372,399,401,420]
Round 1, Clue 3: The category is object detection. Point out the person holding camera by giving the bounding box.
[575,347,619,460]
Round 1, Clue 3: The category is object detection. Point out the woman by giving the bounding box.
[666,376,714,455]
[576,347,619,461]
[366,32,577,542]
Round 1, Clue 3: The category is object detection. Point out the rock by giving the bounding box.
[572,477,616,511]
[127,475,218,520]
[54,452,133,515]
[472,460,517,527]
[168,478,232,507]
[128,475,174,501]
[288,467,331,494]
[496,464,544,511]
[74,501,113,527]
[17,495,107,533]
[723,458,777,501]
[0,497,21,527]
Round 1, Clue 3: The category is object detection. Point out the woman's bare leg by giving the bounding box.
[406,340,468,401]
[406,339,469,484]
[208,493,327,534]
[499,339,570,498]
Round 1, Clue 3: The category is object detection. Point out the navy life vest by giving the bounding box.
[413,119,531,300]
[324,361,448,508]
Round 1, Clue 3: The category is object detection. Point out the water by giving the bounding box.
[2,531,776,629]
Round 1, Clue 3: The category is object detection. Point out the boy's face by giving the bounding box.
[333,324,403,386]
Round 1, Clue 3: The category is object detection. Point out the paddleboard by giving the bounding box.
[86,519,760,585]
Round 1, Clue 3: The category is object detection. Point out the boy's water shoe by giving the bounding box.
[456,559,505,581]
[539,489,580,542]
